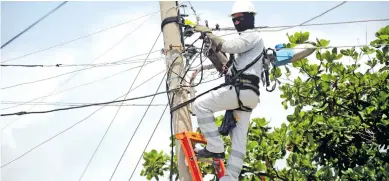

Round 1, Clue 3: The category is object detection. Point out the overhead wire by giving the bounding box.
[128,104,169,181]
[1,13,158,90]
[0,11,159,132]
[0,101,167,107]
[80,31,162,181]
[0,55,163,68]
[0,68,170,168]
[112,72,167,181]
[1,1,68,49]
[277,1,347,31]
[213,18,389,37]
[0,4,184,63]
[0,61,165,112]
[0,89,173,117]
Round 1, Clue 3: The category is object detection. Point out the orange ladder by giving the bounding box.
[175,131,226,180]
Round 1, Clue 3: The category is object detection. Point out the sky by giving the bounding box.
[1,0,389,181]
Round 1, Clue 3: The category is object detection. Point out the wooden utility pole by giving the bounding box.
[160,1,193,181]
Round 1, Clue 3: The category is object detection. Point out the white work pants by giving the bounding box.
[193,85,259,181]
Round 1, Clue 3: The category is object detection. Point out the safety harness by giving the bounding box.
[218,48,272,135]
[224,52,263,112]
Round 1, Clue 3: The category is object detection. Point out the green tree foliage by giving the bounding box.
[140,25,389,181]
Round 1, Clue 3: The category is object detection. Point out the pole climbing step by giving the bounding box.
[175,131,226,181]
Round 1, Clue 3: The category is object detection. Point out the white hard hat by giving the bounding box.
[230,0,256,17]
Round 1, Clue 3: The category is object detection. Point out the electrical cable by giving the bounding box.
[1,67,165,133]
[111,72,167,181]
[128,104,169,181]
[277,1,347,31]
[0,68,170,168]
[0,8,169,63]
[0,70,166,111]
[80,32,162,181]
[213,18,389,37]
[0,55,163,68]
[0,102,167,107]
[0,13,158,132]
[0,89,174,117]
[1,13,158,90]
[0,62,164,112]
[1,1,68,49]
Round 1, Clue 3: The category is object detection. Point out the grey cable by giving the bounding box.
[1,1,68,49]
[0,69,171,168]
[79,31,162,181]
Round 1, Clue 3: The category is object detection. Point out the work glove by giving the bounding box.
[194,25,225,52]
[194,25,212,33]
[206,33,225,49]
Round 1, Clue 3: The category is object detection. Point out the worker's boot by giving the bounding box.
[195,148,225,159]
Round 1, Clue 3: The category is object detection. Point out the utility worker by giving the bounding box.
[192,1,264,180]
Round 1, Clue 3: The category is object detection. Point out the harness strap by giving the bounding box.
[227,50,265,112]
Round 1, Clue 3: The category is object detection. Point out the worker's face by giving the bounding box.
[232,12,244,26]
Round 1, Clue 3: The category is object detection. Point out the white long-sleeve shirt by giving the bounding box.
[220,29,265,79]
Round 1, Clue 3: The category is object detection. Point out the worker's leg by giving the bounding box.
[220,110,252,181]
[220,89,259,181]
[193,87,259,157]
[193,86,240,154]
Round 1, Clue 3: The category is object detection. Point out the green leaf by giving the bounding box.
[282,100,288,109]
[316,51,323,61]
[379,66,389,72]
[319,39,330,47]
[335,54,343,60]
[292,153,297,163]
[285,66,291,77]
[302,32,310,42]
[287,115,296,122]
[332,47,338,55]
[275,67,282,78]
[340,49,349,56]
[379,34,389,40]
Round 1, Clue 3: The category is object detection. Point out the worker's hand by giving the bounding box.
[194,25,212,33]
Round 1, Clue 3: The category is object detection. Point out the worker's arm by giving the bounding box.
[206,33,256,54]
[193,25,256,53]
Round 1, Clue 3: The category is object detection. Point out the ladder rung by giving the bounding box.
[175,131,207,144]
[175,131,226,181]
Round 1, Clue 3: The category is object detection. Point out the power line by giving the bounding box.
[277,1,347,31]
[277,44,389,49]
[128,104,169,181]
[0,63,165,112]
[213,1,349,32]
[1,13,160,132]
[1,1,68,49]
[214,18,389,35]
[79,32,162,181]
[1,2,189,63]
[1,13,158,90]
[0,56,163,68]
[0,102,167,107]
[0,54,163,113]
[0,71,166,110]
[262,18,389,30]
[1,12,153,63]
[0,69,166,133]
[0,90,173,117]
[0,69,170,168]
[112,72,167,181]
